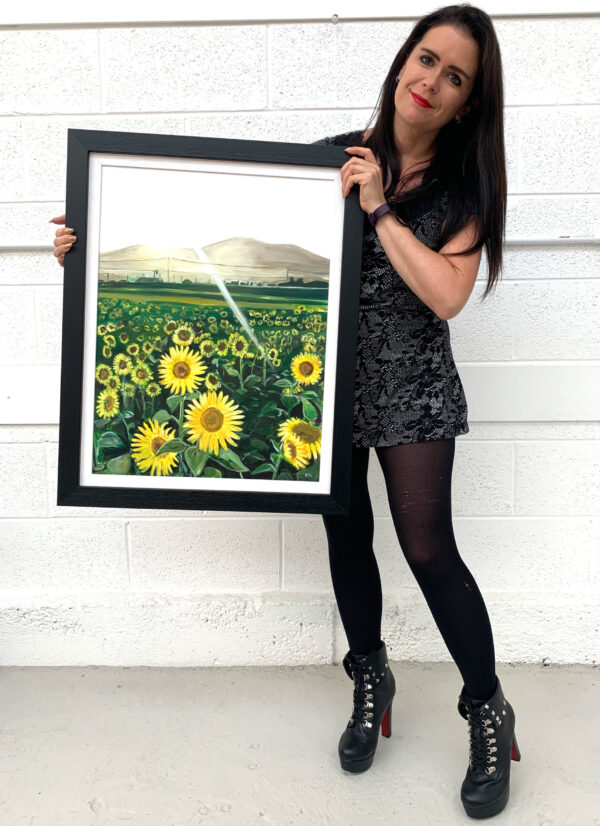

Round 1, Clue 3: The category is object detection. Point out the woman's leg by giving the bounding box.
[374,437,497,701]
[321,445,383,655]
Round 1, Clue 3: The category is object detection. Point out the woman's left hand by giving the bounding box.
[341,146,387,215]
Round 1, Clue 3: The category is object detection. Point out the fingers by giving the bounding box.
[53,227,77,261]
[50,213,76,267]
[341,157,378,196]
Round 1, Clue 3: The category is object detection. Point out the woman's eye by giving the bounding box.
[419,54,462,86]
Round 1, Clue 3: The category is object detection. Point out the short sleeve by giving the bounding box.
[310,135,336,146]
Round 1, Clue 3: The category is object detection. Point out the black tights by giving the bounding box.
[322,439,497,701]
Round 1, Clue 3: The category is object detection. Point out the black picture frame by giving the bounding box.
[57,128,364,514]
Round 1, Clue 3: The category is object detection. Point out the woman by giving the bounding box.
[308,4,520,820]
[51,4,520,818]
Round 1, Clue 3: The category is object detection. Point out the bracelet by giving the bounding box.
[367,202,392,227]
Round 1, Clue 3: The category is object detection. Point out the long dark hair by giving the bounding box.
[364,4,506,301]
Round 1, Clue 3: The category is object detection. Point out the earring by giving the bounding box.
[395,77,399,85]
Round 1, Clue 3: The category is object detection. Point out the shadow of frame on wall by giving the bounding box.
[57,128,364,514]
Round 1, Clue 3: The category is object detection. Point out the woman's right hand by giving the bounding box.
[49,213,76,267]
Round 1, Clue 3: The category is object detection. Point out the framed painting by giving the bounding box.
[56,128,364,513]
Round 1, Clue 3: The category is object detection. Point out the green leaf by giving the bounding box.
[281,394,300,412]
[251,463,274,476]
[257,400,279,418]
[184,446,210,476]
[152,408,172,424]
[301,399,318,421]
[155,438,188,456]
[273,378,294,388]
[121,410,135,419]
[222,363,240,378]
[277,469,294,481]
[97,431,126,449]
[166,394,182,412]
[250,438,269,452]
[202,466,222,478]
[212,447,249,473]
[106,453,131,474]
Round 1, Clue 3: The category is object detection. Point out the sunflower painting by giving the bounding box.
[58,132,365,512]
[88,152,337,485]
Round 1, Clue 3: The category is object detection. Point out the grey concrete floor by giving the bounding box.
[0,662,598,826]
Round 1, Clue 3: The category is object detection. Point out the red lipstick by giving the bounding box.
[411,92,433,108]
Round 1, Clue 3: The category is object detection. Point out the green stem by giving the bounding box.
[238,356,245,392]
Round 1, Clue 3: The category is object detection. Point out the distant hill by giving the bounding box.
[98,237,330,285]
[201,237,329,276]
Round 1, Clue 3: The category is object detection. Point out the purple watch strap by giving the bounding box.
[368,202,392,227]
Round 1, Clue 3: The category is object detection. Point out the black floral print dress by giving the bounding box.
[312,129,469,448]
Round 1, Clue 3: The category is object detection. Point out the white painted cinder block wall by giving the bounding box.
[0,13,598,667]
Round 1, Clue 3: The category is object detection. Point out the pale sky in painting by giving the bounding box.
[97,157,342,260]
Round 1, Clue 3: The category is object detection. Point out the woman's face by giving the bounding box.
[394,24,480,137]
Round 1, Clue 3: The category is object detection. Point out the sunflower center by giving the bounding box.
[136,369,146,379]
[292,422,319,442]
[151,436,166,453]
[299,361,314,376]
[288,441,297,458]
[173,361,191,378]
[105,396,114,411]
[201,407,224,432]
[98,368,109,380]
[178,330,191,341]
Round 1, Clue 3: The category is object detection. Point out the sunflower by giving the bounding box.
[216,339,229,355]
[95,364,113,385]
[164,319,178,335]
[229,334,248,358]
[277,418,321,460]
[131,361,152,386]
[205,372,221,391]
[118,331,129,343]
[96,388,120,418]
[183,390,244,456]
[97,324,108,336]
[126,342,141,357]
[172,322,195,346]
[281,433,312,469]
[113,353,133,376]
[103,334,116,347]
[141,341,154,355]
[145,381,161,398]
[199,338,216,358]
[123,382,136,398]
[131,419,179,476]
[267,347,279,360]
[290,352,322,385]
[158,345,207,395]
[106,376,120,391]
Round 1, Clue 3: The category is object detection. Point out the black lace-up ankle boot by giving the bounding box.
[457,675,522,818]
[338,640,396,773]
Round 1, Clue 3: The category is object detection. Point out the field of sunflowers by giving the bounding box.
[92,289,326,480]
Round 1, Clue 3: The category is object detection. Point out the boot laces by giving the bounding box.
[466,707,498,775]
[346,663,375,728]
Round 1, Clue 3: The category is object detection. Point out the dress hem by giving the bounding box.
[351,421,470,449]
